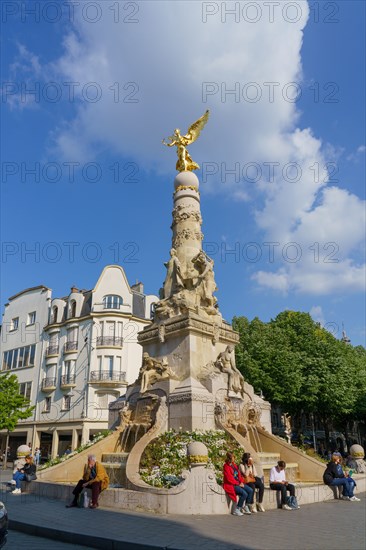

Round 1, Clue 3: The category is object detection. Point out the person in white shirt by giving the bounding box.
[269,460,297,510]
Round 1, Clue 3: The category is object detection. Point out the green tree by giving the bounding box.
[233,311,366,451]
[0,372,35,459]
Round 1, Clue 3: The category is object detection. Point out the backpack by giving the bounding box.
[286,495,299,509]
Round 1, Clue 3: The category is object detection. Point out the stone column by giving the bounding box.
[171,171,203,270]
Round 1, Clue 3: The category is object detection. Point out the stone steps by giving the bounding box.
[257,452,281,464]
[257,452,299,483]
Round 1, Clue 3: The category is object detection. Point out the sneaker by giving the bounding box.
[349,496,360,502]
[242,505,252,515]
[232,507,244,516]
[249,504,257,513]
[257,503,266,512]
[12,488,21,494]
[282,504,293,511]
[341,496,350,501]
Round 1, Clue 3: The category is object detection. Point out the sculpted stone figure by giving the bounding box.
[192,251,218,309]
[215,345,244,397]
[163,248,184,299]
[138,353,174,393]
[118,403,132,430]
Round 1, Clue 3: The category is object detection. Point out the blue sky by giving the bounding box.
[1,1,365,345]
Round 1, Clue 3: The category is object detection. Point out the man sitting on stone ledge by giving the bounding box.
[66,454,109,509]
[269,460,298,510]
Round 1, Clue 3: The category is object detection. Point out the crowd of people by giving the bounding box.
[223,450,361,516]
[4,441,362,512]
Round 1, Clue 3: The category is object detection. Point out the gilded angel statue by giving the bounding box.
[162,110,210,172]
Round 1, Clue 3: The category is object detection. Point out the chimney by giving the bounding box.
[131,282,144,294]
[70,285,78,294]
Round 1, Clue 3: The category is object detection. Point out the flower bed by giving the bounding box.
[139,429,243,488]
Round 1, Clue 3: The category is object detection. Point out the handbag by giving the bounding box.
[25,473,37,482]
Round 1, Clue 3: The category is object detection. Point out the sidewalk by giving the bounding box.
[1,485,365,550]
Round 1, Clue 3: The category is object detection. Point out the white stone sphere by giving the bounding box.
[350,444,365,459]
[174,171,199,190]
[17,444,31,457]
[187,441,208,457]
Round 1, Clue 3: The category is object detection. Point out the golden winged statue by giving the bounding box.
[162,110,210,172]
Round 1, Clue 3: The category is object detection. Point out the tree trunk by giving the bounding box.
[4,432,9,468]
[323,417,331,452]
[344,420,351,453]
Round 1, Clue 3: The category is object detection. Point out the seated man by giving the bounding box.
[66,454,109,509]
[323,452,360,501]
[269,460,298,510]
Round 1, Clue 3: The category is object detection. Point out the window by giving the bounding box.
[52,306,58,323]
[29,344,36,366]
[2,351,9,371]
[103,295,122,309]
[27,311,36,325]
[64,360,75,378]
[67,326,78,343]
[1,344,36,370]
[98,392,118,409]
[62,395,71,411]
[69,300,77,318]
[11,317,19,331]
[272,412,279,428]
[105,356,114,375]
[12,349,18,369]
[43,397,51,413]
[18,346,25,369]
[23,346,30,366]
[19,382,32,400]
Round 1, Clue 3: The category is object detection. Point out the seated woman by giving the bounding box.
[323,453,360,501]
[12,454,36,494]
[223,451,254,516]
[269,460,298,510]
[239,452,265,512]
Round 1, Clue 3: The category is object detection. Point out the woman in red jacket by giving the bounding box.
[223,452,254,516]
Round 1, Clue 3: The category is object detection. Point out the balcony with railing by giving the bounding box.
[89,370,127,387]
[64,341,78,353]
[41,377,57,392]
[96,336,123,348]
[46,344,59,357]
[60,374,77,390]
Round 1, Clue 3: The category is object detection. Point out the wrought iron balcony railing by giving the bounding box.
[46,345,59,356]
[96,336,123,347]
[41,377,56,390]
[64,341,78,352]
[60,374,76,386]
[90,371,126,383]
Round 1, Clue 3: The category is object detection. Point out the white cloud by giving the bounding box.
[7,1,365,296]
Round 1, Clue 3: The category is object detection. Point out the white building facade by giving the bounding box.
[0,266,157,459]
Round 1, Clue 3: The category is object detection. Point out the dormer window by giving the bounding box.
[52,306,58,323]
[103,295,122,309]
[69,300,77,318]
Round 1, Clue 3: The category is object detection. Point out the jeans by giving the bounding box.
[270,482,295,505]
[247,477,265,504]
[329,478,354,497]
[234,484,254,508]
[13,471,25,489]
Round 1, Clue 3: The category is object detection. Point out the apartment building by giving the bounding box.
[0,265,157,459]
